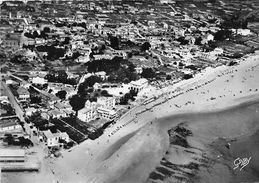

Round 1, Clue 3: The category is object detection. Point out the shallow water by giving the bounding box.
[145,101,259,183]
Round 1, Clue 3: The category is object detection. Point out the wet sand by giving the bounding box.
[146,100,259,183]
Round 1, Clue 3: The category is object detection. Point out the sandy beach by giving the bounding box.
[7,53,259,183]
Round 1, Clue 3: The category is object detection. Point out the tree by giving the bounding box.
[43,27,50,33]
[33,30,39,38]
[4,134,14,145]
[69,95,86,115]
[110,36,120,49]
[18,137,33,147]
[141,42,151,52]
[100,90,110,96]
[28,111,48,128]
[214,29,232,41]
[166,75,172,80]
[183,74,193,80]
[195,37,202,45]
[141,68,156,79]
[30,95,42,104]
[56,90,67,100]
[64,37,70,44]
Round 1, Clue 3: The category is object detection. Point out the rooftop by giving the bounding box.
[0,149,25,157]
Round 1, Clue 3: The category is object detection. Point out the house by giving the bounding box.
[135,67,143,74]
[41,112,50,120]
[97,97,115,109]
[78,107,97,122]
[93,83,101,90]
[5,79,17,85]
[95,71,107,80]
[54,102,74,116]
[97,107,117,120]
[42,130,69,147]
[1,33,22,51]
[201,33,214,44]
[129,78,148,92]
[25,107,37,116]
[0,120,21,132]
[48,109,67,119]
[76,55,90,63]
[17,87,30,101]
[232,29,252,36]
[0,95,9,104]
[148,20,156,29]
[32,76,47,85]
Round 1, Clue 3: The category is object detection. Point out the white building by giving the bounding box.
[129,78,148,92]
[78,107,97,122]
[76,55,90,63]
[232,29,251,36]
[32,76,47,85]
[78,101,98,122]
[0,120,21,132]
[42,130,69,147]
[97,107,117,120]
[25,107,37,116]
[97,97,115,109]
[17,87,30,101]
[48,110,67,119]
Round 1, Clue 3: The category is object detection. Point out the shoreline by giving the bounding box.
[7,52,259,183]
[51,52,259,183]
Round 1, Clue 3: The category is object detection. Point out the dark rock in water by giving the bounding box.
[169,134,190,148]
[149,171,164,180]
[168,124,193,148]
[168,123,193,138]
[156,167,174,177]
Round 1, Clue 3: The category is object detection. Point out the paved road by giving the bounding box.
[1,81,25,122]
[9,74,58,101]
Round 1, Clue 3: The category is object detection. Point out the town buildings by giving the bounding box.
[0,119,22,132]
[129,78,148,92]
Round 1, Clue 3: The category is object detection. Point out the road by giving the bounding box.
[1,78,32,135]
[1,81,25,123]
[9,73,58,101]
[151,50,163,65]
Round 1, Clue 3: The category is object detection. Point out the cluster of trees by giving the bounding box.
[24,27,51,39]
[183,74,193,80]
[214,29,232,41]
[56,90,67,100]
[177,37,190,45]
[36,45,66,61]
[141,68,156,79]
[109,35,120,49]
[0,103,15,116]
[78,75,102,97]
[69,94,86,115]
[86,56,122,74]
[45,70,77,85]
[86,57,137,83]
[4,134,33,147]
[140,42,151,52]
[108,65,137,83]
[26,111,48,129]
[10,55,27,64]
[30,95,42,104]
[120,90,138,105]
